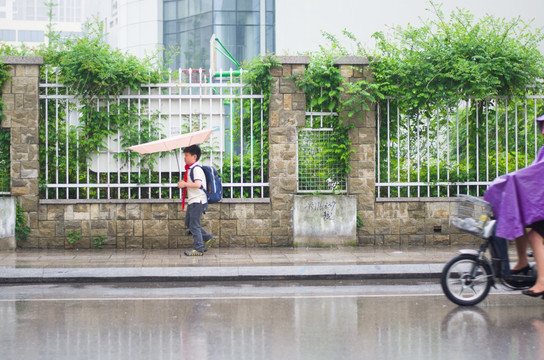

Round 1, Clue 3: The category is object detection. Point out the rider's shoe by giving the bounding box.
[511,265,531,275]
[522,289,544,298]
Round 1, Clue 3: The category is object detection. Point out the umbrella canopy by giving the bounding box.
[128,129,214,154]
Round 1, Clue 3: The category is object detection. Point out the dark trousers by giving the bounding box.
[185,202,212,252]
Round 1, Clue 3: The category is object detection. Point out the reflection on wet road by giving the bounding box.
[0,280,543,360]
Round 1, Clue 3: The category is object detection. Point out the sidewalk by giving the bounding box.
[0,246,502,284]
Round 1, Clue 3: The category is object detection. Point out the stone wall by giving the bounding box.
[1,57,42,247]
[1,56,473,249]
[33,200,271,249]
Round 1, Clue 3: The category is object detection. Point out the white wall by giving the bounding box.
[276,0,544,54]
[86,0,163,59]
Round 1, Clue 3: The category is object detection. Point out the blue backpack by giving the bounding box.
[190,165,223,204]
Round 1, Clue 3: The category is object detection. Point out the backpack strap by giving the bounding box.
[189,165,207,193]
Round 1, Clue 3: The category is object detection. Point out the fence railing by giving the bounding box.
[39,68,268,201]
[376,95,544,198]
[297,108,347,193]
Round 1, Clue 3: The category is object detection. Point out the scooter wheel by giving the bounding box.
[441,254,492,306]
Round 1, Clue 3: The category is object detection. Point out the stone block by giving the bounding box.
[383,235,400,246]
[292,93,306,110]
[220,220,237,235]
[256,236,272,247]
[340,66,353,78]
[117,220,134,236]
[270,66,282,77]
[270,111,279,127]
[134,220,143,237]
[151,203,168,219]
[127,203,142,219]
[283,94,292,110]
[145,237,169,249]
[24,93,38,109]
[126,237,143,249]
[39,221,55,237]
[279,77,296,94]
[406,234,425,246]
[291,64,306,77]
[11,187,28,196]
[271,236,291,247]
[168,220,186,236]
[143,220,168,237]
[254,204,271,218]
[358,235,375,246]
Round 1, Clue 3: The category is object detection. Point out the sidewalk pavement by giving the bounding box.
[0,245,509,284]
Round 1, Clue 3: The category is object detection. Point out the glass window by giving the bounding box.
[266,25,274,53]
[0,0,6,7]
[0,29,15,41]
[164,20,177,34]
[266,0,274,11]
[164,1,176,21]
[214,0,236,11]
[201,0,213,12]
[266,11,274,26]
[237,11,259,25]
[214,11,236,25]
[177,0,188,18]
[0,12,5,19]
[189,0,200,16]
[237,25,259,61]
[237,0,259,11]
[18,30,44,42]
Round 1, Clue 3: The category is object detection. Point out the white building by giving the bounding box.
[0,0,87,46]
[2,0,543,69]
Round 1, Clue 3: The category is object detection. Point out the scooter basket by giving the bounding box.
[452,195,493,237]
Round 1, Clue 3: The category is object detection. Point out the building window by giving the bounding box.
[164,0,275,71]
[0,29,16,41]
[18,30,45,42]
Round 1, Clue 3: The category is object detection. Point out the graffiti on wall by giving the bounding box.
[304,200,337,221]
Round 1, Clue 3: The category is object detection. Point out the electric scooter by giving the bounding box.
[441,195,536,306]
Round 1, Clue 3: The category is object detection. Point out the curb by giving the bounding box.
[0,264,445,284]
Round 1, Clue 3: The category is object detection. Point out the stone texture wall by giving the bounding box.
[33,200,272,249]
[1,56,472,249]
[1,57,42,247]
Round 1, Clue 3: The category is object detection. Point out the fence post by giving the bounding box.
[336,57,377,245]
[1,56,43,248]
[268,57,308,246]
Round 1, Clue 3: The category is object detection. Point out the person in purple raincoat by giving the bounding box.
[484,114,544,298]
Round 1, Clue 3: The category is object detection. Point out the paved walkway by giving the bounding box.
[0,245,515,283]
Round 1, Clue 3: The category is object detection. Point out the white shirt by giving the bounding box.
[187,162,207,205]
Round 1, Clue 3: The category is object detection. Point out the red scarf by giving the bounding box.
[181,163,191,210]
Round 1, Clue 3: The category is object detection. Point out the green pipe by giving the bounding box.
[213,70,241,78]
[215,38,241,68]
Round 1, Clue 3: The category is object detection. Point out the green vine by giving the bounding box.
[367,1,544,114]
[0,60,10,123]
[221,54,281,198]
[291,36,366,188]
[15,202,31,242]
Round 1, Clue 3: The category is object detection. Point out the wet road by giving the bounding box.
[0,280,543,360]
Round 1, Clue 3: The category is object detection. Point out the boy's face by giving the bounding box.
[184,152,198,166]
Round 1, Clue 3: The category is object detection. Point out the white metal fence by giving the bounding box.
[40,68,268,200]
[376,95,544,198]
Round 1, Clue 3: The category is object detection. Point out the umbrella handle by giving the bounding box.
[175,149,181,174]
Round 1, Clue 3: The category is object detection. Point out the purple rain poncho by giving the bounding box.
[483,146,544,239]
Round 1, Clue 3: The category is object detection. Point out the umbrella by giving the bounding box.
[128,128,214,170]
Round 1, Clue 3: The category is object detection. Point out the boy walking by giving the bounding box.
[177,145,215,256]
